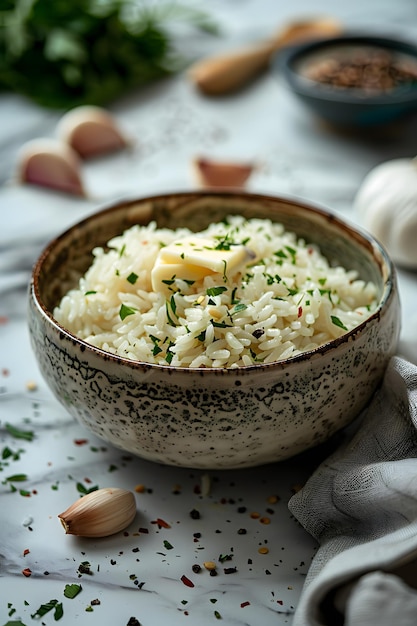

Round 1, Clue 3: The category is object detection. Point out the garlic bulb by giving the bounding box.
[353,157,417,269]
[56,105,129,159]
[58,487,136,537]
[17,138,85,196]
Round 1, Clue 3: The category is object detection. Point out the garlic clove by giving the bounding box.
[193,157,254,188]
[58,487,136,537]
[17,138,85,196]
[56,105,129,159]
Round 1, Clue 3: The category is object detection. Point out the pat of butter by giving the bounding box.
[151,236,254,293]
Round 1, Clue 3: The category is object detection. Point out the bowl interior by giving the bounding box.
[34,192,390,320]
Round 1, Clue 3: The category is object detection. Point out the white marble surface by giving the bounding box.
[1,1,417,624]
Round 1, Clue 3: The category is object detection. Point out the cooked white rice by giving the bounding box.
[54,216,378,368]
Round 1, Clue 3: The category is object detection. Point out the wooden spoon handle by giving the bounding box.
[188,17,342,96]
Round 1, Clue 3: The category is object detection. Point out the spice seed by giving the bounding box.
[258,547,269,554]
[203,561,216,571]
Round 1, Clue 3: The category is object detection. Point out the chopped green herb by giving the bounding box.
[231,303,247,315]
[165,301,177,327]
[206,286,227,297]
[331,316,348,331]
[214,610,222,619]
[162,276,176,286]
[3,473,28,483]
[170,294,177,316]
[119,304,137,321]
[318,277,327,286]
[212,321,232,328]
[63,583,82,599]
[84,290,97,295]
[265,273,282,285]
[5,424,34,441]
[287,287,299,296]
[31,599,63,620]
[127,272,138,285]
[163,540,174,550]
[285,245,297,263]
[76,482,99,495]
[196,330,206,342]
[165,344,175,364]
[119,244,126,257]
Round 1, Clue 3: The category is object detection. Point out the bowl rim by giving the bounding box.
[30,189,397,375]
[276,33,417,106]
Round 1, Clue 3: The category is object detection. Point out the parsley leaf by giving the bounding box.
[64,583,82,599]
[119,304,137,321]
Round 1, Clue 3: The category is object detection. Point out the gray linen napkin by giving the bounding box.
[289,356,417,626]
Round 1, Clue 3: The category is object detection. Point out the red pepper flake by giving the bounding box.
[240,601,250,608]
[74,439,88,446]
[23,549,30,556]
[22,567,32,577]
[138,527,149,534]
[277,600,283,605]
[181,574,194,588]
[298,306,303,318]
[152,518,171,529]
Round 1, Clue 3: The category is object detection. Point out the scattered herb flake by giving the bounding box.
[4,473,28,482]
[206,286,227,297]
[76,482,99,495]
[5,424,34,441]
[63,583,82,599]
[119,304,137,321]
[127,272,138,285]
[331,315,348,331]
[163,540,174,550]
[31,599,60,619]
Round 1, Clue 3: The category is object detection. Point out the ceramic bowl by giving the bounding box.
[29,191,400,469]
[277,34,417,128]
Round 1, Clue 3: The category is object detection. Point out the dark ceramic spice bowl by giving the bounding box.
[276,34,417,128]
[29,191,400,469]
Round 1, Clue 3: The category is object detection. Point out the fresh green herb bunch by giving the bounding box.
[0,0,217,108]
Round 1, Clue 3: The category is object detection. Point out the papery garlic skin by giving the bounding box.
[56,106,129,159]
[353,158,417,269]
[17,138,85,196]
[58,487,136,537]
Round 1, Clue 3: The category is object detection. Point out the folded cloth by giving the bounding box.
[289,356,417,626]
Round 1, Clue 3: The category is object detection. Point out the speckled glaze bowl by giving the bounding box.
[28,191,400,469]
